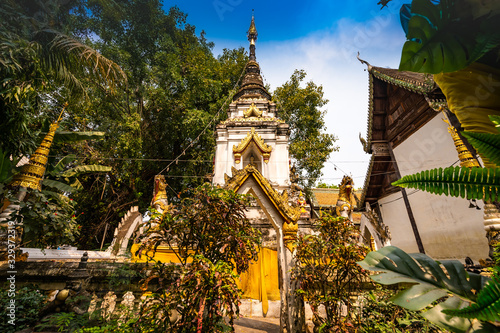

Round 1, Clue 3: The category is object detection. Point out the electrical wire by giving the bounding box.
[156,63,248,176]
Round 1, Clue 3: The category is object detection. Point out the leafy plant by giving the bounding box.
[0,285,46,333]
[293,214,369,331]
[398,0,500,73]
[134,183,261,332]
[461,115,500,167]
[357,246,499,332]
[358,286,444,333]
[443,268,500,322]
[36,311,96,333]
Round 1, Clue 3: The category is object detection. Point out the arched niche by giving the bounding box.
[242,144,263,174]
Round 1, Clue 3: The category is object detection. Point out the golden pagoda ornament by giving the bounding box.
[10,106,66,191]
[442,116,480,168]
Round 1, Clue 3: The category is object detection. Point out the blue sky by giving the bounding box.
[165,0,409,187]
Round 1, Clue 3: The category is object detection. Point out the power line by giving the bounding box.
[156,64,248,176]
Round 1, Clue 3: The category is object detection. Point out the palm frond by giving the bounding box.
[462,131,500,167]
[392,166,500,202]
[32,30,126,93]
[48,31,127,86]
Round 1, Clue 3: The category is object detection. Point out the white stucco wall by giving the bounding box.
[389,115,489,261]
[378,192,420,254]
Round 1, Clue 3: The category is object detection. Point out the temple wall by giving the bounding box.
[213,126,290,187]
[390,116,489,261]
[378,192,420,253]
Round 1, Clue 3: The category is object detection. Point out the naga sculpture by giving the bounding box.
[151,175,168,212]
[336,175,354,221]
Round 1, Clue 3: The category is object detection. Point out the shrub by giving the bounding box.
[0,284,45,333]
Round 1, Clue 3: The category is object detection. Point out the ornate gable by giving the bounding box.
[232,127,272,164]
[224,164,300,223]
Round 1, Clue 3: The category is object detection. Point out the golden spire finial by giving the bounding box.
[10,104,67,191]
[442,112,480,168]
[247,11,258,61]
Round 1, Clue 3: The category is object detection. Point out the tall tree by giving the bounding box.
[0,0,125,157]
[273,69,338,191]
[64,1,248,248]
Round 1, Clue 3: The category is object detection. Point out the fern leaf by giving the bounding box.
[443,269,500,322]
[392,166,500,202]
[462,131,500,168]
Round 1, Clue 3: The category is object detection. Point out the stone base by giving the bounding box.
[239,299,281,318]
[239,299,325,320]
[21,248,112,260]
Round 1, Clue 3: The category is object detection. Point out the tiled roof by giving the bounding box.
[311,188,358,208]
[314,191,339,206]
[370,66,436,94]
[360,63,441,154]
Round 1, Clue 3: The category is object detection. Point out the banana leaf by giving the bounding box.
[42,178,75,193]
[53,131,105,144]
[60,165,111,178]
[48,154,77,176]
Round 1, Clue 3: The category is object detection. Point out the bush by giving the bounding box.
[0,284,45,333]
[358,287,446,333]
[134,183,261,332]
[293,214,369,331]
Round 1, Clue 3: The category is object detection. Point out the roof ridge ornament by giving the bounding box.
[357,52,372,71]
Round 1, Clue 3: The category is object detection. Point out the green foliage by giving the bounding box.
[358,287,444,333]
[0,147,14,184]
[0,285,46,333]
[53,131,106,144]
[6,188,81,248]
[134,183,261,332]
[137,183,261,272]
[490,115,500,129]
[462,131,500,167]
[357,246,498,332]
[399,0,500,73]
[392,166,500,202]
[0,0,125,158]
[273,69,338,192]
[137,257,239,333]
[443,268,500,322]
[293,214,369,331]
[36,312,83,332]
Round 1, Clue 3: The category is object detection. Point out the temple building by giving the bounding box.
[357,58,490,262]
[212,16,310,325]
